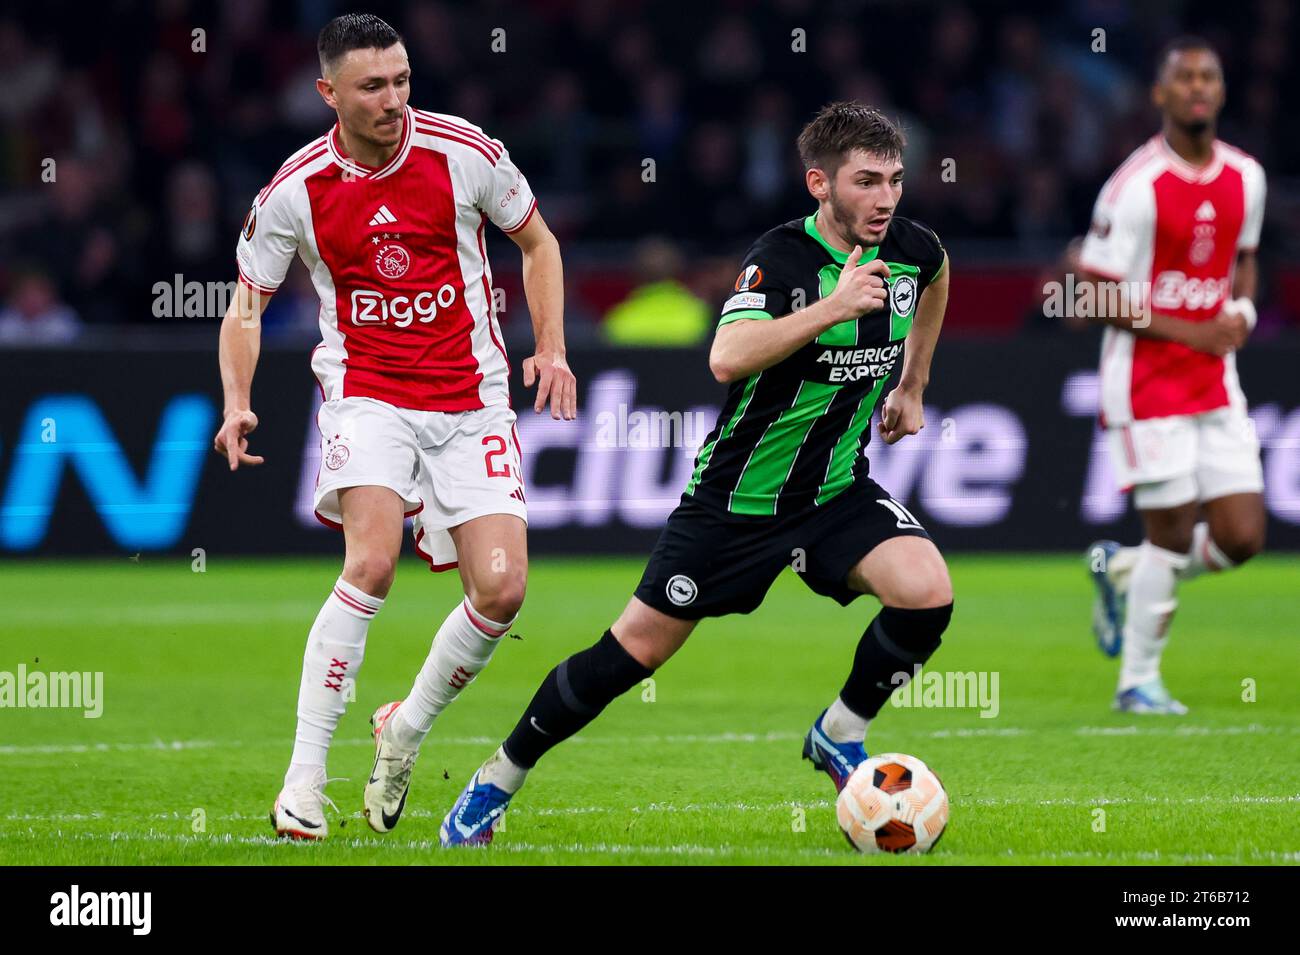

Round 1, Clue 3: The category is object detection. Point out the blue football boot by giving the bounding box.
[440,769,513,847]
[801,709,868,793]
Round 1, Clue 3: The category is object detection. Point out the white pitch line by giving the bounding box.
[0,732,803,756]
[0,728,1021,756]
[4,723,1296,757]
[0,829,844,859]
[0,740,229,756]
[0,829,1293,864]
[1,801,837,824]
[5,603,326,626]
[992,848,1300,864]
[1076,723,1300,736]
[965,794,1300,807]
[6,793,1297,826]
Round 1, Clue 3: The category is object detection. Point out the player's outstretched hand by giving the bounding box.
[877,386,924,445]
[830,246,890,322]
[523,351,578,420]
[213,410,265,471]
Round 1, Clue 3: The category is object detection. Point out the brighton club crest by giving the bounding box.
[889,274,918,317]
[374,241,411,280]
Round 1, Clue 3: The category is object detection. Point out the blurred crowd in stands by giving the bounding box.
[1,0,1296,344]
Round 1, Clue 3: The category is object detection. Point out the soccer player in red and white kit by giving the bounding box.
[1081,38,1265,714]
[213,14,576,838]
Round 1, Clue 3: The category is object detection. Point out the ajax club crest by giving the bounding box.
[374,241,411,280]
[324,434,350,471]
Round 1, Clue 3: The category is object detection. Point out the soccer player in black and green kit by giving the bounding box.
[441,102,954,846]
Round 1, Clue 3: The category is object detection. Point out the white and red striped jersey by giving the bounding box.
[1079,135,1265,426]
[236,106,538,411]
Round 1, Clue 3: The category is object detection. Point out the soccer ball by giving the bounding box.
[835,753,949,854]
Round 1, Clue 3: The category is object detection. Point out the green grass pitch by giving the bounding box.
[1,555,1296,866]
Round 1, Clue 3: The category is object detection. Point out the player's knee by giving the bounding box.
[470,572,527,624]
[1216,526,1265,565]
[1152,528,1195,554]
[615,629,673,670]
[1144,511,1198,555]
[342,550,397,598]
[886,565,953,610]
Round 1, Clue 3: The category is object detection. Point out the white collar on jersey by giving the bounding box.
[1156,134,1226,183]
[327,105,414,181]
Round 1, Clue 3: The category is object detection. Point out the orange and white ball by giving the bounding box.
[835,753,949,854]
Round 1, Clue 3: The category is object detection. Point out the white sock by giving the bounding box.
[1107,544,1140,592]
[285,577,384,786]
[1177,522,1235,582]
[393,598,514,745]
[821,696,871,745]
[477,745,529,794]
[1118,542,1187,691]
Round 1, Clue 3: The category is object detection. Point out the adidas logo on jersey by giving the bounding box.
[1194,200,1216,222]
[368,204,398,226]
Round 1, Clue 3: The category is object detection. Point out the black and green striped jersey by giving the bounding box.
[684,212,945,517]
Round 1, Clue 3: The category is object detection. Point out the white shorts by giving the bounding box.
[1107,406,1264,510]
[313,396,526,571]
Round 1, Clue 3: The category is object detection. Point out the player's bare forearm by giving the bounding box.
[1077,269,1247,357]
[878,257,947,445]
[214,282,268,470]
[1233,249,1257,301]
[218,283,265,414]
[512,213,565,353]
[509,211,576,419]
[709,298,843,383]
[1076,269,1196,344]
[897,254,948,394]
[1093,309,1193,343]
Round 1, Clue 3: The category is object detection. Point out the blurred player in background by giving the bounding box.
[1081,38,1266,714]
[438,103,954,846]
[213,13,576,838]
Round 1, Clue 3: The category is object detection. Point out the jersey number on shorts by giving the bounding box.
[482,435,511,478]
[877,497,923,530]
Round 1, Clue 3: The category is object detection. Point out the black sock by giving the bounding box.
[839,604,953,720]
[503,629,653,769]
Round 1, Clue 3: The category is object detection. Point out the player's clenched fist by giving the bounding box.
[878,385,924,445]
[213,410,265,471]
[829,246,891,323]
[1182,309,1249,357]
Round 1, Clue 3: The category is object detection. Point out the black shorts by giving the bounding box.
[634,477,931,620]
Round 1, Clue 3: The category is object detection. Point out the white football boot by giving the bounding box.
[1114,677,1189,716]
[270,767,338,840]
[363,700,419,833]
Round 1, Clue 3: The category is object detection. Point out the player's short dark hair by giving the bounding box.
[1155,35,1219,80]
[318,13,403,76]
[796,102,906,174]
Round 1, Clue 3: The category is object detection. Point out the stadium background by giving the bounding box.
[1,0,1298,558]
